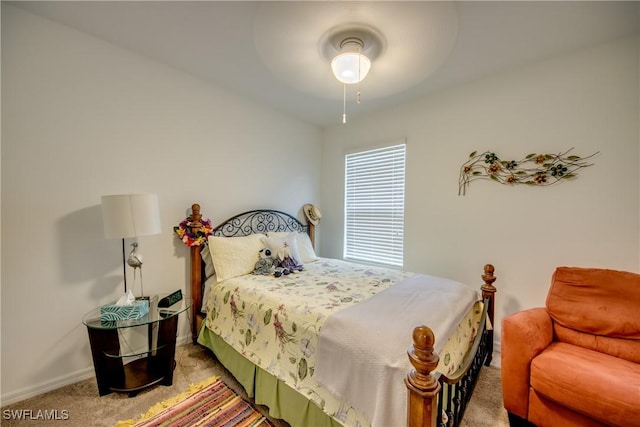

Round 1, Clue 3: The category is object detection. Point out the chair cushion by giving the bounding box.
[531,342,640,427]
[547,267,640,339]
[553,322,640,363]
[528,389,608,427]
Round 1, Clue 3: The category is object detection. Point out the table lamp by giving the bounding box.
[101,193,161,296]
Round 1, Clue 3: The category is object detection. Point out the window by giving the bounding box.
[344,143,406,267]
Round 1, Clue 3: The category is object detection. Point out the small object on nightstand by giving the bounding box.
[99,300,149,321]
[158,289,183,307]
[99,290,149,321]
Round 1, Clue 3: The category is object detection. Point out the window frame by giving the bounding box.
[343,141,406,268]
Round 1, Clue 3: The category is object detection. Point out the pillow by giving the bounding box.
[266,232,292,239]
[268,231,318,263]
[296,232,319,263]
[200,244,215,279]
[208,234,266,282]
[261,234,302,264]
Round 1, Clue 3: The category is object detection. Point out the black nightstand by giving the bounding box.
[83,297,191,396]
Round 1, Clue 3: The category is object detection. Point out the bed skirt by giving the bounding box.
[198,326,343,427]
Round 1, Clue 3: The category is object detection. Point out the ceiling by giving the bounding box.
[9,1,640,127]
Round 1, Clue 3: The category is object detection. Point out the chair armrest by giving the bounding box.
[501,307,553,419]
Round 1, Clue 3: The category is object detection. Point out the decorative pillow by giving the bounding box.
[268,231,318,263]
[208,234,266,282]
[261,234,302,264]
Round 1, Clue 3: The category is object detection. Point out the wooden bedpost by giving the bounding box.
[187,203,204,343]
[405,325,441,427]
[481,264,497,366]
[303,204,321,247]
[406,264,497,426]
[307,222,316,247]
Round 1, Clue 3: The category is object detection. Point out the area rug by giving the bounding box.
[117,376,274,427]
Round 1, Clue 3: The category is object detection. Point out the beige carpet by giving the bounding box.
[459,365,510,427]
[1,344,508,427]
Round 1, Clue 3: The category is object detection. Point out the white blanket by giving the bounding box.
[314,273,479,427]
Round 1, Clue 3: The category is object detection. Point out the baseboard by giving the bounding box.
[1,336,194,407]
[491,341,502,368]
[490,351,501,368]
[176,333,192,346]
[0,367,95,407]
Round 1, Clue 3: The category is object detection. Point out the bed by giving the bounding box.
[181,204,497,427]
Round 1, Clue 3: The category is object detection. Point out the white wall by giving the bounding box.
[2,3,638,407]
[1,5,321,404]
[322,36,640,354]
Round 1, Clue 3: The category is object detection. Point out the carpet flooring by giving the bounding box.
[1,343,508,427]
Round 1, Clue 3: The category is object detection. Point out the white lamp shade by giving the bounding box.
[331,52,371,85]
[101,194,161,239]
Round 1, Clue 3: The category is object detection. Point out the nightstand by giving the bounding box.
[83,297,191,396]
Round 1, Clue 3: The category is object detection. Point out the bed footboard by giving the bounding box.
[406,326,442,427]
[406,264,497,427]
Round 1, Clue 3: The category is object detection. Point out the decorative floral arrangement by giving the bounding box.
[458,148,598,195]
[174,218,214,247]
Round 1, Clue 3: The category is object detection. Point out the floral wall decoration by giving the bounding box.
[458,148,598,195]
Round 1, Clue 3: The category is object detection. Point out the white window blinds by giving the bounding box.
[344,143,406,267]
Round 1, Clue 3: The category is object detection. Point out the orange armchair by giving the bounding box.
[501,267,640,427]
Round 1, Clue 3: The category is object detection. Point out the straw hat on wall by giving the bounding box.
[303,204,322,225]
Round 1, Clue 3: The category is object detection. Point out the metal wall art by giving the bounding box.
[458,148,597,195]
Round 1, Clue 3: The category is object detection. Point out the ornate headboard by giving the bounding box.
[211,209,308,238]
[184,204,314,341]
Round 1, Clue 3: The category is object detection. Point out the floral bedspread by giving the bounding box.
[203,258,482,426]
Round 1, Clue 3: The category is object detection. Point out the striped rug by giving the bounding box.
[117,376,273,427]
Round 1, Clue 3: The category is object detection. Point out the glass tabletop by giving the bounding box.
[83,296,191,330]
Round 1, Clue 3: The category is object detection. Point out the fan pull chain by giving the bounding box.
[341,47,365,124]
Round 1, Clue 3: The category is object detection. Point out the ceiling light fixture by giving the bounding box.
[331,36,371,124]
[331,37,371,84]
